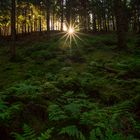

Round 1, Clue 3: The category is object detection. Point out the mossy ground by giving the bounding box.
[0,33,140,140]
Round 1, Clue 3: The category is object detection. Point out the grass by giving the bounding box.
[0,33,140,140]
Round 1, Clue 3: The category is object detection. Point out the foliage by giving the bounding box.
[59,125,85,140]
[48,104,67,121]
[0,99,21,121]
[0,34,139,139]
[12,124,53,140]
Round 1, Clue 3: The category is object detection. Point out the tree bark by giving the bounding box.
[11,0,16,58]
[46,0,50,38]
[92,12,97,32]
[60,0,64,31]
[114,0,127,49]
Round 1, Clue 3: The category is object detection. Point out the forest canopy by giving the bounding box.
[0,0,140,35]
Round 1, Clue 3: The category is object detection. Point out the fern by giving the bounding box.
[22,124,36,140]
[59,125,85,140]
[111,100,135,113]
[12,124,36,140]
[0,101,9,119]
[8,82,41,97]
[37,128,53,140]
[89,129,96,140]
[0,100,20,120]
[80,107,108,127]
[105,128,124,140]
[12,124,53,140]
[89,128,138,140]
[12,133,26,140]
[64,102,82,118]
[48,104,67,121]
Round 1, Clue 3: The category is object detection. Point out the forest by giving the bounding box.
[0,0,140,140]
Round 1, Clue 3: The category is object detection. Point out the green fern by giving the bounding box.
[105,128,124,140]
[89,128,138,140]
[111,100,135,113]
[22,124,36,140]
[12,124,53,140]
[37,128,53,140]
[64,102,82,118]
[12,124,35,140]
[0,100,20,120]
[8,82,41,97]
[59,125,85,140]
[89,129,96,140]
[12,133,26,140]
[105,128,139,140]
[48,104,67,121]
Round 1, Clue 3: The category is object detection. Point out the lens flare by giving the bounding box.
[59,23,83,50]
[68,27,74,34]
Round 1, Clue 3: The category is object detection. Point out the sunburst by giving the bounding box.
[60,24,83,49]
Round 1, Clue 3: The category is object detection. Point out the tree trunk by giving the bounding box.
[60,0,64,31]
[114,0,127,49]
[92,12,97,32]
[112,16,116,31]
[66,0,71,26]
[39,16,42,32]
[46,0,50,38]
[11,0,16,58]
[0,27,2,36]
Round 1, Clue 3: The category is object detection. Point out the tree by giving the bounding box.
[0,0,138,37]
[60,0,64,31]
[11,0,16,58]
[46,0,50,37]
[114,0,128,49]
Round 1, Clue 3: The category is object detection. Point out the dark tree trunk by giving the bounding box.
[107,18,110,31]
[92,12,97,32]
[11,0,16,58]
[98,17,102,31]
[81,0,87,31]
[39,6,42,33]
[0,27,2,36]
[39,16,42,32]
[112,16,116,31]
[46,0,50,38]
[25,9,27,34]
[66,0,71,26]
[52,10,54,30]
[60,0,64,31]
[114,0,127,49]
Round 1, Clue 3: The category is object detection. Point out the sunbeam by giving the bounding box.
[60,24,83,49]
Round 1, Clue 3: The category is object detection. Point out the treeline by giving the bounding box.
[0,0,140,36]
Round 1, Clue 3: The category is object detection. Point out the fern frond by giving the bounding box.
[0,100,21,120]
[8,82,41,97]
[59,125,85,140]
[37,128,53,140]
[22,124,36,140]
[48,104,67,121]
[0,100,7,110]
[64,102,81,118]
[12,132,25,140]
[111,100,135,113]
[89,129,96,140]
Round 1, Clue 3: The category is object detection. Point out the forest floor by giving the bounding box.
[0,33,140,140]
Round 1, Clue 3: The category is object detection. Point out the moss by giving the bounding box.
[0,33,139,139]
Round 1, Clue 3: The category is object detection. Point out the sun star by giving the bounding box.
[59,24,83,49]
[68,27,74,35]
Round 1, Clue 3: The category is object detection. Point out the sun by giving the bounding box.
[68,27,74,34]
[59,23,83,49]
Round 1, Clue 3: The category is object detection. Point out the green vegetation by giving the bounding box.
[0,34,140,140]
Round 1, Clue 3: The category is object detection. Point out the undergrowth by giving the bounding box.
[0,34,139,139]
